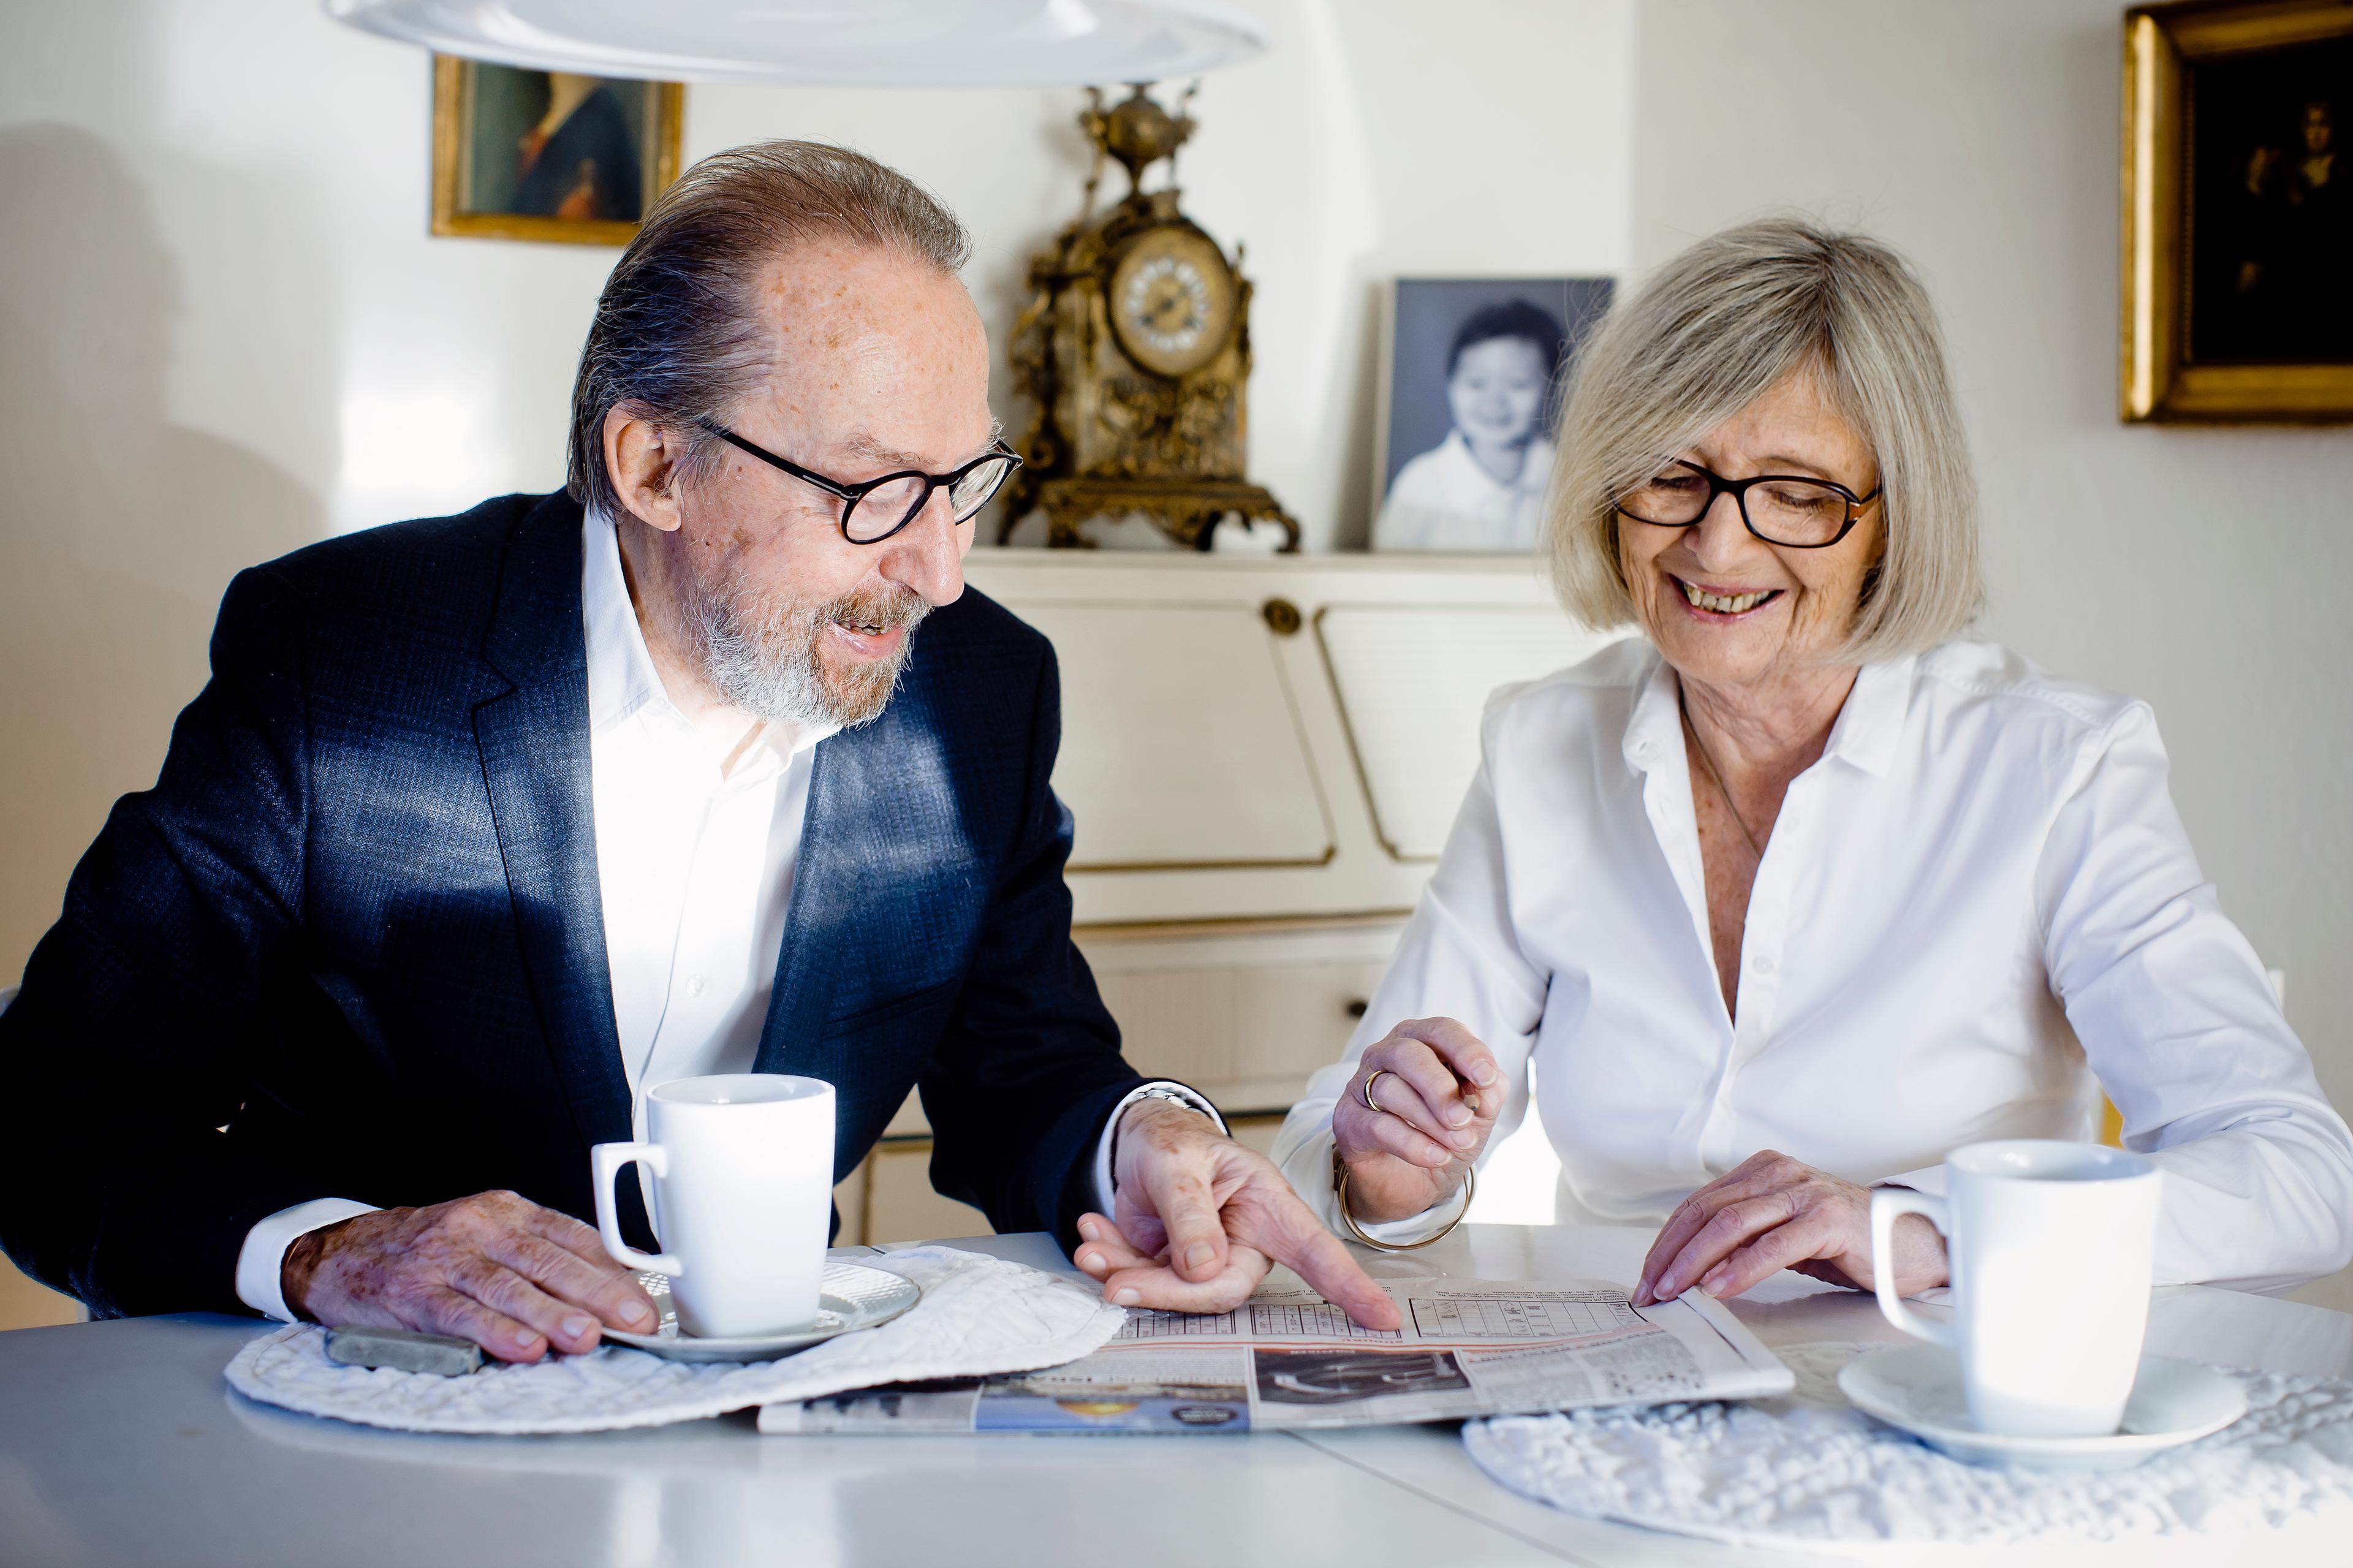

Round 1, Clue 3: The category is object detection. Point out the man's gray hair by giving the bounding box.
[1546,217,1984,663]
[566,141,972,520]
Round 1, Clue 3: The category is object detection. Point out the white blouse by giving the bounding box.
[1271,638,2353,1292]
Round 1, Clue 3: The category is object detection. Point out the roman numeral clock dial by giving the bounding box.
[1111,232,1235,377]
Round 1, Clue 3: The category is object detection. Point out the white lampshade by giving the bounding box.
[322,0,1269,85]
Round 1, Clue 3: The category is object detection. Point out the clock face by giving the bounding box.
[1108,227,1237,378]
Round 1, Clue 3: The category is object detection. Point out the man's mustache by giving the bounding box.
[819,582,930,636]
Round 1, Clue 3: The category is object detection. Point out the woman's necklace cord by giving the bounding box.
[1680,693,1765,858]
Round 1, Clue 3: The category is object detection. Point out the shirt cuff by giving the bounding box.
[1876,1166,1947,1198]
[1093,1081,1228,1217]
[235,1198,380,1322]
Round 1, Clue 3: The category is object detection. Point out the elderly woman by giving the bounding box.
[1268,219,2353,1305]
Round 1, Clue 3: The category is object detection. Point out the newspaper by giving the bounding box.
[758,1277,1793,1434]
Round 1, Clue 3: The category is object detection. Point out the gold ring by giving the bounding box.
[1360,1069,1391,1115]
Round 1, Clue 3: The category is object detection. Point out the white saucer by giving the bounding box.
[1838,1343,2248,1471]
[601,1262,920,1364]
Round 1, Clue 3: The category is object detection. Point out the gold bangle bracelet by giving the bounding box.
[1331,1143,1475,1251]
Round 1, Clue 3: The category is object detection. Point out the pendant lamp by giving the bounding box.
[322,0,1268,85]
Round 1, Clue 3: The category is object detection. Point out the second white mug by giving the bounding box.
[591,1074,836,1339]
[1871,1138,2161,1437]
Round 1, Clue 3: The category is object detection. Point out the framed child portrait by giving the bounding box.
[431,56,684,246]
[1371,277,1613,553]
[2123,1,2353,421]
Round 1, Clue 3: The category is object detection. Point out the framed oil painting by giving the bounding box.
[2123,1,2353,421]
[431,56,684,246]
[1371,277,1613,553]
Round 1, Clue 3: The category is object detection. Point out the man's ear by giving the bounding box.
[602,406,688,533]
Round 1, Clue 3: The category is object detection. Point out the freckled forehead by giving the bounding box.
[744,242,985,438]
[756,244,980,355]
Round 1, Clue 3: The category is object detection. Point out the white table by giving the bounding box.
[1,1225,2346,1567]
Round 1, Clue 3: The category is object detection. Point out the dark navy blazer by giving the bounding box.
[0,492,1143,1317]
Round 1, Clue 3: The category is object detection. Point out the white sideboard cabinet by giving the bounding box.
[835,549,1623,1243]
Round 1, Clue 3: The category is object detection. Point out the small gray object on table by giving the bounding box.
[324,1325,483,1376]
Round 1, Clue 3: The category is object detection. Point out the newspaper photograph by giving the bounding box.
[760,1278,1793,1434]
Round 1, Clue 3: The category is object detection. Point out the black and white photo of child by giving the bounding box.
[1374,278,1610,552]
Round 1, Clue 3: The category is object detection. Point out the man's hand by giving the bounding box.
[1071,1100,1402,1331]
[1631,1150,1950,1306]
[281,1189,662,1363]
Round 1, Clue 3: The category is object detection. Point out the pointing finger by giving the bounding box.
[1258,1191,1401,1331]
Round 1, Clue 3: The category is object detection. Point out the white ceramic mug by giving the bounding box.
[591,1074,836,1338]
[1870,1139,2161,1437]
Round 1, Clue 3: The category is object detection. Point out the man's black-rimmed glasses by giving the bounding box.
[1616,459,1881,549]
[700,419,1022,545]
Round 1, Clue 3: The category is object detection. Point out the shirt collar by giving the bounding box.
[1621,642,1683,777]
[582,504,670,736]
[580,507,839,773]
[1618,642,1913,779]
[1819,654,1914,778]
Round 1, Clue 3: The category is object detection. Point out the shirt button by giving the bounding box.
[1751,954,1775,975]
[687,974,708,998]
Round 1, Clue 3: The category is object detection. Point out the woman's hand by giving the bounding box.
[1631,1150,1949,1306]
[1330,1018,1502,1225]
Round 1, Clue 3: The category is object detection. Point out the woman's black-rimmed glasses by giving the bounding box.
[700,420,1023,545]
[1616,459,1881,549]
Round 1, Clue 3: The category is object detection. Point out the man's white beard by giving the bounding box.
[684,562,928,731]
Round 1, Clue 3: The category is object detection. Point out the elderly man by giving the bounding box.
[0,142,1395,1358]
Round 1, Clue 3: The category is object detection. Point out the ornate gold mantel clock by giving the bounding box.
[1002,85,1298,551]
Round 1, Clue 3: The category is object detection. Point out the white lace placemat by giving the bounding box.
[1464,1341,2353,1548]
[224,1246,1123,1435]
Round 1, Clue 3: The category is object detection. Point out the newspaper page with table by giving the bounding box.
[759,1278,1793,1434]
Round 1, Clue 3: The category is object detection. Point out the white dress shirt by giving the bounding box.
[1374,431,1556,552]
[1272,637,2353,1292]
[234,509,1210,1320]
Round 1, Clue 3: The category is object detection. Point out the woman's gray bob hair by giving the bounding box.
[1547,218,1983,662]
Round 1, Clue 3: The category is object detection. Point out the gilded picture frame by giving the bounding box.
[430,56,684,246]
[2121,1,2353,422]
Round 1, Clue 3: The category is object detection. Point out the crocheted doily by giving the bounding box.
[224,1246,1123,1435]
[1464,1341,2353,1547]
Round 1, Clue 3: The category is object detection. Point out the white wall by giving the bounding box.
[1629,0,2353,1309]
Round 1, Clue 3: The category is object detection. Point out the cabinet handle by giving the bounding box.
[1344,998,1368,1018]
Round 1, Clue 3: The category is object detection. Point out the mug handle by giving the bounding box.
[591,1142,686,1275]
[1870,1186,1953,1346]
